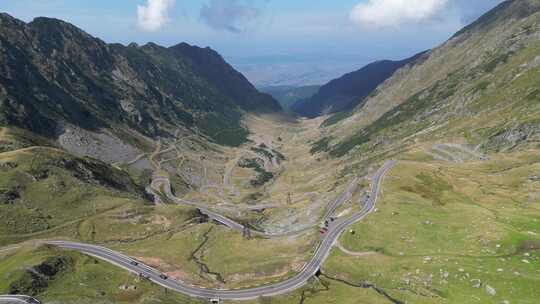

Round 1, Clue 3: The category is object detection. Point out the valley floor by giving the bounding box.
[0,114,539,304]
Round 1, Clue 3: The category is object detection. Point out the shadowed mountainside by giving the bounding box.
[0,14,281,147]
[260,85,321,111]
[291,51,427,118]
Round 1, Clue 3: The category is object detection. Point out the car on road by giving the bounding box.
[130,261,139,266]
[159,274,168,280]
[319,227,328,234]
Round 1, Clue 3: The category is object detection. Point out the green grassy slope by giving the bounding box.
[322,0,540,157]
[331,37,540,157]
[0,245,202,303]
[0,129,200,246]
[293,2,540,303]
[325,152,540,304]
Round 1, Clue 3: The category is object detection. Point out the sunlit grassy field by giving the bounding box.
[0,245,202,304]
[322,151,540,303]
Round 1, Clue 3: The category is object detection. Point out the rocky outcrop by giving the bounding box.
[61,157,141,192]
[0,185,21,204]
[484,123,540,152]
[9,256,74,296]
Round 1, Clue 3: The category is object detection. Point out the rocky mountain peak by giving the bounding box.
[452,0,540,39]
[0,13,281,147]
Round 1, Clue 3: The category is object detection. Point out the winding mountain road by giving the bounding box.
[151,176,246,232]
[45,160,395,301]
[322,177,359,221]
[151,171,361,238]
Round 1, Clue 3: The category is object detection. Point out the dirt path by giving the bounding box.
[149,140,162,169]
[428,143,488,163]
[336,241,377,257]
[223,153,242,197]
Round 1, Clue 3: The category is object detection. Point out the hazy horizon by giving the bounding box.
[2,0,505,86]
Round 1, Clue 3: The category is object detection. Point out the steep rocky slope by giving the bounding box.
[171,43,281,113]
[318,0,540,158]
[291,52,427,118]
[0,13,281,149]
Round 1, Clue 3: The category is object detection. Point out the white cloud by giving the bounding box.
[350,0,448,28]
[137,0,175,31]
[200,0,261,33]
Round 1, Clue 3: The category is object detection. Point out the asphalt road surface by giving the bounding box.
[0,295,41,304]
[151,168,363,238]
[45,160,396,301]
[322,177,359,221]
[151,176,246,232]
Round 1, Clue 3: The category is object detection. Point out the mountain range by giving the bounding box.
[291,51,428,118]
[1,1,540,303]
[317,0,540,157]
[0,13,281,148]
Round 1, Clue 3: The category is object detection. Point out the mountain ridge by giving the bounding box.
[0,13,281,149]
[291,51,428,118]
[260,85,321,111]
[319,0,540,157]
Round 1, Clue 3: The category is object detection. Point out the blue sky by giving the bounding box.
[1,0,505,85]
